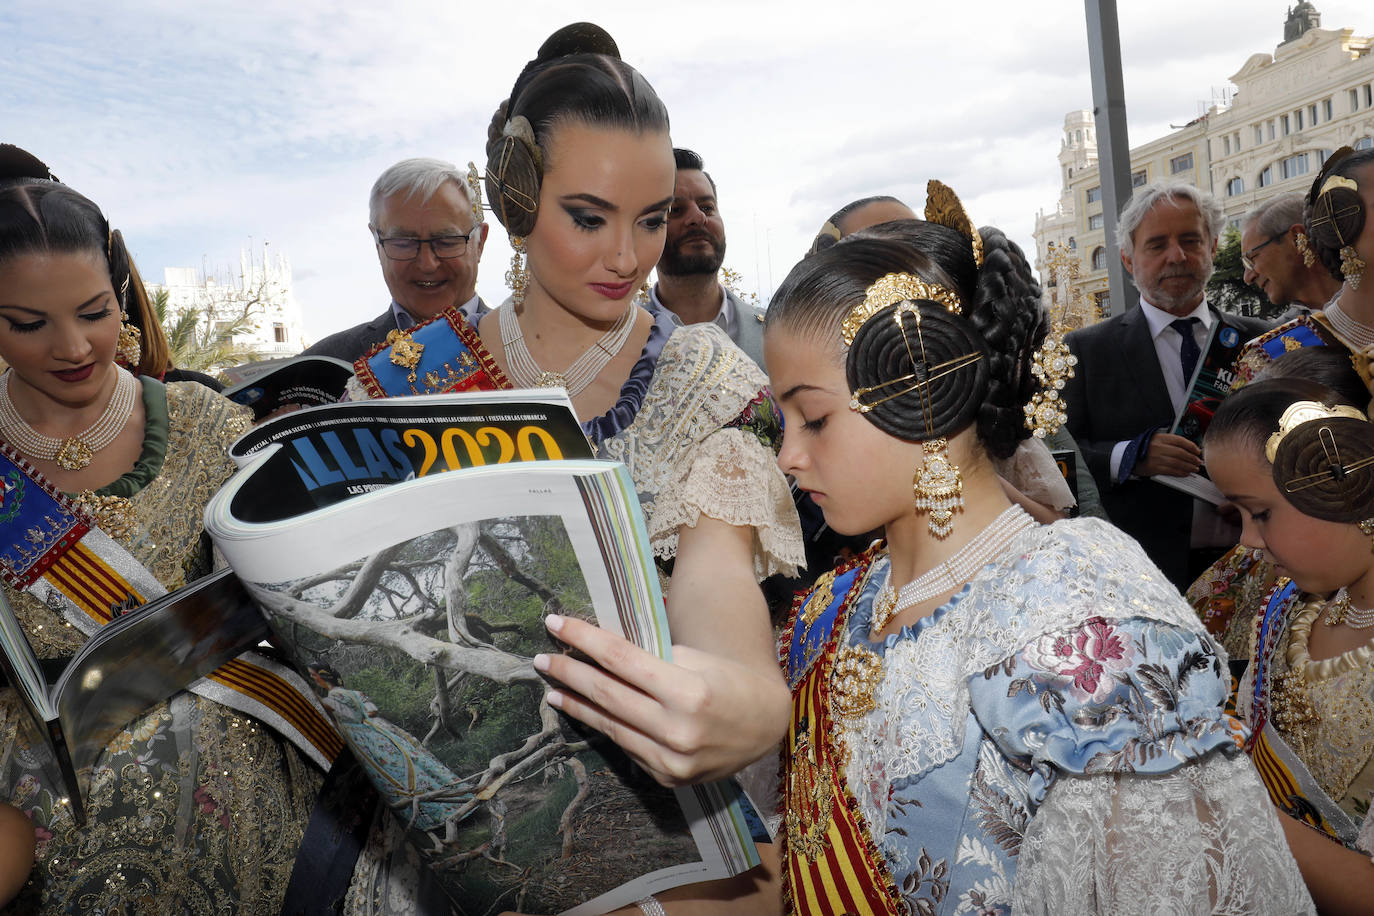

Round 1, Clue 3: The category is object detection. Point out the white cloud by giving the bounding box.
[5,0,1369,336]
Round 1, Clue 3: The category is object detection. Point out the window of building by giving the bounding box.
[1091,246,1107,271]
[1281,114,1291,135]
[1324,98,1333,121]
[1088,213,1104,230]
[1267,120,1276,140]
[1076,129,1083,143]
[1086,186,1101,204]
[273,323,287,344]
[1279,152,1310,180]
[1222,136,1231,156]
[1254,125,1264,145]
[1295,109,1304,131]
[1226,176,1244,196]
[1094,291,1111,314]
[1132,169,1147,187]
[1357,137,1374,151]
[1258,165,1273,188]
[1352,88,1361,111]
[1170,152,1194,174]
[1068,237,1076,250]
[1234,131,1241,151]
[1310,104,1319,125]
[1367,84,1373,107]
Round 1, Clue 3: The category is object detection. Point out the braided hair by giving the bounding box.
[484,23,670,238]
[766,218,1045,459]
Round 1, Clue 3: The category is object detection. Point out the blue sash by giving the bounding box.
[354,308,506,398]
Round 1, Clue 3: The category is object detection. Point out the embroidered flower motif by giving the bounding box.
[1024,617,1135,703]
[193,785,231,830]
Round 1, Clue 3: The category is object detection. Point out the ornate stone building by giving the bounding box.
[1034,4,1374,321]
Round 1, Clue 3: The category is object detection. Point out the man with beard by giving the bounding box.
[650,148,767,367]
[1062,181,1270,589]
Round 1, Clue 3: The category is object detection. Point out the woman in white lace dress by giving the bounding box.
[750,195,1309,915]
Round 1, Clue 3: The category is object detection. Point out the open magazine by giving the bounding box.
[221,355,355,421]
[1153,320,1251,505]
[0,569,269,824]
[205,393,759,915]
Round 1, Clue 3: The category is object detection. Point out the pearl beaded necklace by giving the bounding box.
[0,366,138,471]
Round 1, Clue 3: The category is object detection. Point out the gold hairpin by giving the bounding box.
[1265,400,1367,463]
[925,180,984,269]
[840,272,962,346]
[465,162,484,224]
[849,352,983,414]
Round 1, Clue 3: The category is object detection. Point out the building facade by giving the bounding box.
[148,245,307,363]
[1034,3,1374,322]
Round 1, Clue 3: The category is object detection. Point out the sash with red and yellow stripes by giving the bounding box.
[780,553,901,916]
[0,442,342,769]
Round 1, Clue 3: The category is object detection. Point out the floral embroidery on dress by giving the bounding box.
[1022,617,1135,703]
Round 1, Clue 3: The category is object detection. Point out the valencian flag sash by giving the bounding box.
[0,442,341,769]
[354,307,508,399]
[780,556,901,916]
[1243,579,1361,847]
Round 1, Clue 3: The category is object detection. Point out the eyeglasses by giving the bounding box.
[374,226,482,261]
[1241,232,1285,271]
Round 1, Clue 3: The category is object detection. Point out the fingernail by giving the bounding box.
[533,653,550,672]
[545,690,564,708]
[544,614,564,633]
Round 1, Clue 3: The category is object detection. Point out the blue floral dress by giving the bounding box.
[785,516,1312,915]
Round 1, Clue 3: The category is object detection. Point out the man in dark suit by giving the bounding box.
[304,158,489,362]
[1063,180,1270,590]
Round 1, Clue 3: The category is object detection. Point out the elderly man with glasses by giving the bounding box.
[1240,192,1342,319]
[304,158,489,362]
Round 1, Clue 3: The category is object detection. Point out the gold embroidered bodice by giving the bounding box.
[1272,598,1374,821]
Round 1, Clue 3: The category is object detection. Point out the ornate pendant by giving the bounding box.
[55,438,94,471]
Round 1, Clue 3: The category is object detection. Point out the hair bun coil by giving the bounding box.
[536,22,620,63]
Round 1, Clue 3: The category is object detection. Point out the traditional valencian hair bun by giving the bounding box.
[1269,400,1374,523]
[484,22,667,239]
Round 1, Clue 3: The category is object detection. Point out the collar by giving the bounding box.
[392,293,481,331]
[650,283,731,328]
[1139,297,1212,340]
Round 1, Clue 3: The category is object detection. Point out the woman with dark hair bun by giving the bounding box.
[0,174,327,911]
[742,183,1309,914]
[352,12,802,828]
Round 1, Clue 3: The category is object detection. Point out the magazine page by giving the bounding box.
[225,390,591,518]
[1152,321,1247,506]
[207,458,757,915]
[222,355,355,421]
[53,570,270,785]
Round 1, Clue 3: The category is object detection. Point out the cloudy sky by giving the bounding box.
[5,0,1368,343]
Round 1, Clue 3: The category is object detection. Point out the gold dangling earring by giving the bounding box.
[634,282,651,307]
[1340,245,1366,290]
[913,438,964,539]
[1024,331,1076,438]
[1294,231,1317,268]
[114,276,141,368]
[506,236,529,306]
[1359,518,1374,553]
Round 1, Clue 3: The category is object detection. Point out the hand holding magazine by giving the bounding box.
[206,392,759,915]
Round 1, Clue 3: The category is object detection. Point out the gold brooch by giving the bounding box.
[385,329,425,384]
[829,644,883,720]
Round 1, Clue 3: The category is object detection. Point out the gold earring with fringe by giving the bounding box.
[506,236,529,306]
[1294,231,1317,268]
[1341,245,1366,289]
[1024,331,1076,438]
[115,276,141,367]
[913,438,963,539]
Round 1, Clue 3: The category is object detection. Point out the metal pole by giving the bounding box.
[1084,0,1138,317]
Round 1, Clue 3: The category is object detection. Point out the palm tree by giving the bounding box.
[151,287,264,373]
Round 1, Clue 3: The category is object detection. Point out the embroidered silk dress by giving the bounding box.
[783,517,1311,915]
[0,379,323,914]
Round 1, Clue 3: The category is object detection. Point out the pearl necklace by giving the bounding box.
[872,505,1035,630]
[1324,299,1374,352]
[499,303,637,396]
[1325,587,1374,629]
[0,366,138,471]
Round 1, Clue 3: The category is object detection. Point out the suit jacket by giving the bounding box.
[302,299,488,364]
[1063,305,1270,589]
[728,288,768,370]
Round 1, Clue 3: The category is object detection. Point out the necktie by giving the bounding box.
[1170,317,1201,383]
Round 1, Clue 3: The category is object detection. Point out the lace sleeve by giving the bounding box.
[644,427,803,579]
[1012,753,1313,915]
[993,437,1077,511]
